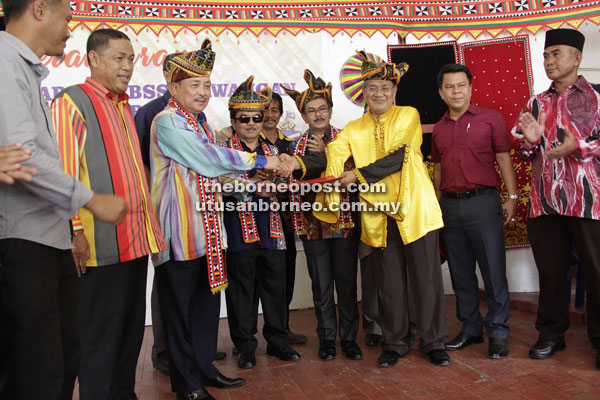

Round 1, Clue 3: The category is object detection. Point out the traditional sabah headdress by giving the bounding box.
[357,50,409,85]
[544,28,585,52]
[228,75,271,112]
[281,69,333,113]
[166,38,215,83]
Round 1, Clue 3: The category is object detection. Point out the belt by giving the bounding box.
[443,186,495,200]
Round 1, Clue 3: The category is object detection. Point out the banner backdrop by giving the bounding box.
[39,27,402,138]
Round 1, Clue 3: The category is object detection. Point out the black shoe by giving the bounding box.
[428,349,451,366]
[528,337,566,359]
[287,329,308,345]
[205,373,246,389]
[378,350,402,367]
[445,332,484,351]
[266,344,301,361]
[176,388,215,400]
[214,350,227,361]
[365,333,382,347]
[488,338,509,359]
[341,341,363,360]
[237,351,256,369]
[152,357,169,376]
[318,340,336,360]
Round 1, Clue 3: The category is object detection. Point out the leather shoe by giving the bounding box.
[428,349,451,366]
[213,350,226,361]
[528,337,566,359]
[205,373,245,389]
[341,341,363,360]
[319,340,336,360]
[287,329,308,345]
[237,351,256,369]
[266,344,301,361]
[488,338,509,359]
[176,388,215,400]
[445,332,484,351]
[365,333,382,347]
[378,350,403,367]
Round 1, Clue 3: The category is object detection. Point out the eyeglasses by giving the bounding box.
[234,114,264,124]
[304,106,330,116]
[365,85,394,95]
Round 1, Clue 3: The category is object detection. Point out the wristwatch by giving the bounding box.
[508,194,519,200]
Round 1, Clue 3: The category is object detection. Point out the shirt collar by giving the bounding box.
[0,32,49,80]
[367,105,395,123]
[84,77,130,102]
[548,75,588,94]
[442,103,477,122]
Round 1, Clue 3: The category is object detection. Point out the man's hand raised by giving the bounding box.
[518,112,546,144]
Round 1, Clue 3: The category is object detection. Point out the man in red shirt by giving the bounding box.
[514,29,600,370]
[432,63,517,359]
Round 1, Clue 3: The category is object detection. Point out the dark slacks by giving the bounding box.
[303,236,360,341]
[156,257,220,393]
[360,252,382,336]
[440,189,510,338]
[371,221,448,355]
[528,215,600,349]
[150,273,168,364]
[78,257,148,400]
[0,239,79,400]
[226,249,288,353]
[284,231,297,330]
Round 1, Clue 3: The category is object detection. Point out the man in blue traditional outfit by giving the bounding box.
[149,41,283,400]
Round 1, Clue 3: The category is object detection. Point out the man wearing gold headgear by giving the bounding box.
[221,76,301,370]
[280,70,363,362]
[150,41,282,400]
[313,51,450,367]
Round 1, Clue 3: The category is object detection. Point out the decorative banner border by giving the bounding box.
[2,1,600,39]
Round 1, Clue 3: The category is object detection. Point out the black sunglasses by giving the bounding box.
[234,114,264,124]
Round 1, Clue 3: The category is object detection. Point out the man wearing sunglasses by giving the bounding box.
[222,76,301,370]
[280,70,363,362]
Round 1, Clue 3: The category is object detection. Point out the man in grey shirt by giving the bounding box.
[0,1,128,399]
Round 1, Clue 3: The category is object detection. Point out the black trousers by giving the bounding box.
[528,215,600,349]
[303,236,360,342]
[150,273,168,364]
[440,189,510,338]
[0,239,79,400]
[284,231,297,330]
[156,257,220,393]
[371,221,448,355]
[360,252,381,336]
[225,249,288,353]
[78,257,148,400]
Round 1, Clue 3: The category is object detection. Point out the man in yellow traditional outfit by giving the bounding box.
[314,51,450,367]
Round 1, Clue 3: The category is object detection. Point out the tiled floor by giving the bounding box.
[74,295,599,399]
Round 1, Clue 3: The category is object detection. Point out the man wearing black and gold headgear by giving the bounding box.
[513,29,600,369]
[280,70,363,362]
[151,41,283,400]
[314,51,450,367]
[221,76,300,370]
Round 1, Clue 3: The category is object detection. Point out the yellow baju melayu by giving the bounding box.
[314,105,443,247]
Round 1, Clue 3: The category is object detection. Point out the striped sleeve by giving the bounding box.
[51,95,88,233]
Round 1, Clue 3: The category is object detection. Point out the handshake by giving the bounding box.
[263,153,301,179]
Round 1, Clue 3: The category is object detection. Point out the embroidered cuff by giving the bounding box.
[294,155,307,180]
[353,168,368,185]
